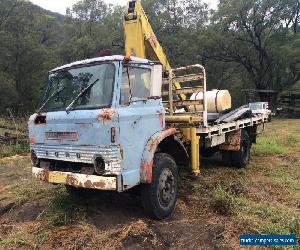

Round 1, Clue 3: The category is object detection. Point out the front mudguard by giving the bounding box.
[140,128,177,183]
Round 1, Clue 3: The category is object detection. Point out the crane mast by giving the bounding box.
[123,0,171,71]
[123,0,187,101]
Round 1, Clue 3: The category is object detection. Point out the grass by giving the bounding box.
[210,183,236,216]
[0,143,29,158]
[236,198,300,234]
[185,119,300,248]
[1,181,84,248]
[252,137,287,156]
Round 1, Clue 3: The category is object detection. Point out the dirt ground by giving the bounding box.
[0,119,299,249]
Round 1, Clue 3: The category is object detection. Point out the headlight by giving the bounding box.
[94,157,105,174]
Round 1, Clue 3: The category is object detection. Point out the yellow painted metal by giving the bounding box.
[190,128,200,176]
[49,171,66,184]
[182,128,191,141]
[165,116,192,123]
[123,0,171,70]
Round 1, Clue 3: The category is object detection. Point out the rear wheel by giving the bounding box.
[141,153,178,220]
[221,130,251,168]
[231,130,251,168]
[200,147,218,158]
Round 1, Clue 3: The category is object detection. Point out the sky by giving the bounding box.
[29,0,218,15]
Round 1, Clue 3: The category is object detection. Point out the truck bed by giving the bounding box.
[197,112,269,138]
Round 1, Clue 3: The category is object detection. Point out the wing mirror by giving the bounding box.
[150,64,162,97]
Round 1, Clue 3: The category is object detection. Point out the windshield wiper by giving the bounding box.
[66,79,99,113]
[37,86,65,113]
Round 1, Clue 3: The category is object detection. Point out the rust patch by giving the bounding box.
[148,138,159,152]
[140,160,153,183]
[82,180,107,189]
[97,108,116,121]
[140,160,147,182]
[66,174,78,187]
[141,128,177,184]
[163,128,177,137]
[29,136,36,145]
[147,128,177,154]
[146,160,153,183]
[159,114,163,128]
[91,181,106,189]
[79,123,91,129]
[83,180,93,188]
[219,130,241,151]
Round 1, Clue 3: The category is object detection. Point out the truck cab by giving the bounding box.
[29,56,186,218]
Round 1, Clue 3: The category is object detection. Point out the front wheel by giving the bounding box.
[141,153,178,220]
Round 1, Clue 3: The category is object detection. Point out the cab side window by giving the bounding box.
[121,65,151,105]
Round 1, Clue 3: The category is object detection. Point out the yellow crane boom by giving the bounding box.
[123,0,171,71]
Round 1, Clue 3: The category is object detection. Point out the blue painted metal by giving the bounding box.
[28,57,168,191]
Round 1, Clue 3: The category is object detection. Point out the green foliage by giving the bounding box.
[0,0,299,114]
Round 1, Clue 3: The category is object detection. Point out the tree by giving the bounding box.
[204,0,299,100]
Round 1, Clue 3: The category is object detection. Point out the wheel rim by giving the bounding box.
[157,168,176,208]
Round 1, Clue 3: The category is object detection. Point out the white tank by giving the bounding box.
[190,89,232,113]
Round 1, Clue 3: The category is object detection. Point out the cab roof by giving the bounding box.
[50,55,152,73]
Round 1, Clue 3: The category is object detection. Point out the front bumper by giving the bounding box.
[32,167,117,190]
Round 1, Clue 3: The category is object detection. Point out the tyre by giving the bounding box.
[231,130,251,168]
[141,153,178,220]
[221,150,232,166]
[200,147,218,158]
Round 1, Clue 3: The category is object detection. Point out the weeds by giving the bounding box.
[210,183,236,216]
[0,117,29,158]
[0,143,29,158]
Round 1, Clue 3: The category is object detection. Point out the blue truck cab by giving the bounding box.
[29,55,188,219]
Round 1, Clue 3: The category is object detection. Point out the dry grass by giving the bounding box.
[0,119,299,249]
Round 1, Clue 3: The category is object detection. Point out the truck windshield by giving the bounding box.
[40,63,115,112]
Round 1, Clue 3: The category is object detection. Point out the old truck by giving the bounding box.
[28,0,270,219]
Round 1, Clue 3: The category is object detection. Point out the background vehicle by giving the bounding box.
[28,0,270,219]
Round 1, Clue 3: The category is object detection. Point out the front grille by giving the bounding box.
[31,144,121,164]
